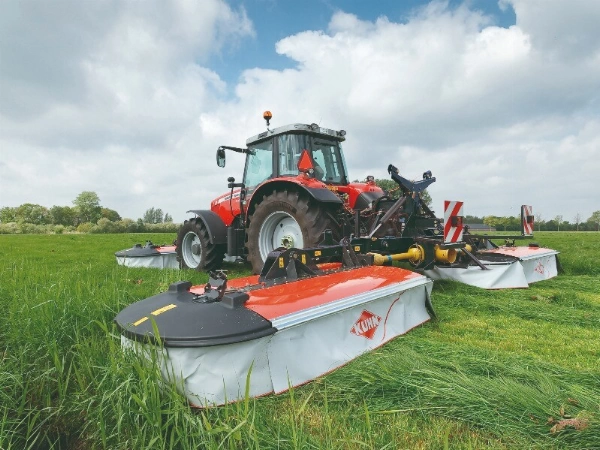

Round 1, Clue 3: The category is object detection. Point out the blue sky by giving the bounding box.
[1,0,599,223]
[213,0,516,86]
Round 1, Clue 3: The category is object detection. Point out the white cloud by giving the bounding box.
[223,2,600,220]
[0,0,253,218]
[504,0,600,60]
[1,0,599,225]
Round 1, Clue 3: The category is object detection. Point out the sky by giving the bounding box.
[1,0,599,224]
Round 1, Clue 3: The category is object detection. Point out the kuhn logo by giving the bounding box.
[534,261,545,275]
[350,310,382,339]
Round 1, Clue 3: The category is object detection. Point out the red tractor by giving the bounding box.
[176,111,439,274]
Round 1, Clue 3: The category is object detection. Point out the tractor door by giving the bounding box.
[243,139,275,195]
[311,139,347,184]
[277,133,309,177]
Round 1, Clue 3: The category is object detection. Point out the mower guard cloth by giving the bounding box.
[115,245,179,269]
[425,246,559,289]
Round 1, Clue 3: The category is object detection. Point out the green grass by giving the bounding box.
[0,232,599,449]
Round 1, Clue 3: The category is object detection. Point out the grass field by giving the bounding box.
[0,232,598,449]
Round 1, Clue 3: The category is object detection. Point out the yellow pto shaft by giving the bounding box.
[369,244,457,266]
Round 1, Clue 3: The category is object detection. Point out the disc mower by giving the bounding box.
[115,111,559,288]
[114,112,560,406]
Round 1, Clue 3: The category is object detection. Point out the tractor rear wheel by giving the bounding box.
[247,190,340,274]
[176,218,225,271]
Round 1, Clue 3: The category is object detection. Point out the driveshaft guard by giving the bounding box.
[115,281,276,348]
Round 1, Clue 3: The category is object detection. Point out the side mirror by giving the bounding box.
[216,148,226,168]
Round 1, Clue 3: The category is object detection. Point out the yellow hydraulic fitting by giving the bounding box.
[434,245,457,264]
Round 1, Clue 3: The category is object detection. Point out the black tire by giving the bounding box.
[247,190,340,274]
[176,218,225,271]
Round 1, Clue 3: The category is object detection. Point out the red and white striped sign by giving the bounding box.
[444,200,464,243]
[521,205,534,235]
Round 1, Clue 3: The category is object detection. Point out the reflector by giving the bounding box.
[297,150,314,173]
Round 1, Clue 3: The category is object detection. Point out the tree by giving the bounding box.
[101,207,121,222]
[0,206,17,223]
[16,203,49,225]
[464,215,484,224]
[164,213,173,223]
[73,191,102,224]
[554,215,563,231]
[483,216,500,230]
[487,216,516,232]
[143,207,164,224]
[588,210,600,231]
[535,213,543,231]
[574,213,582,231]
[499,216,511,231]
[49,205,77,226]
[507,215,520,231]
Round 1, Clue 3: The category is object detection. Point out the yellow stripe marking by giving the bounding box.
[133,317,148,326]
[151,304,177,316]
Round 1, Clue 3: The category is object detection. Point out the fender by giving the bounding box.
[248,179,343,216]
[352,190,385,211]
[185,210,228,245]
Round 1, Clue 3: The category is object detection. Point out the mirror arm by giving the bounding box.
[219,146,248,154]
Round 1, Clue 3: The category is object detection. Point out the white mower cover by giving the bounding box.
[425,246,559,289]
[428,202,558,289]
[116,246,179,269]
[123,274,432,407]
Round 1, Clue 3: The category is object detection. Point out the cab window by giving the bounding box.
[312,140,344,183]
[278,133,309,176]
[243,140,273,191]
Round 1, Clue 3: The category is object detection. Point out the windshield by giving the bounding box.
[277,133,346,184]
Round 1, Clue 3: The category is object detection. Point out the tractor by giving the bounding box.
[176,111,440,274]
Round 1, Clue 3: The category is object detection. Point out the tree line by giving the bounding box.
[476,212,600,232]
[374,179,600,231]
[0,191,177,234]
[1,189,599,234]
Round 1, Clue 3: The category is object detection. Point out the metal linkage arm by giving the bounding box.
[388,164,436,193]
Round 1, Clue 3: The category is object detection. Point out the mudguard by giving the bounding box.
[185,210,228,245]
[353,191,385,211]
[249,179,342,214]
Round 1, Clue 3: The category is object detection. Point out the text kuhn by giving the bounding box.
[351,310,382,339]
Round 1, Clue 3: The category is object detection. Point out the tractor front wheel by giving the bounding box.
[247,190,339,274]
[176,219,225,271]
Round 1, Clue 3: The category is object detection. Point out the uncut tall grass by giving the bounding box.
[0,232,598,449]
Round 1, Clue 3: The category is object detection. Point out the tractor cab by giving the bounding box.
[216,112,349,195]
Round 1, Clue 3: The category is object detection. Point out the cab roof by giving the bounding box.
[246,123,346,146]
